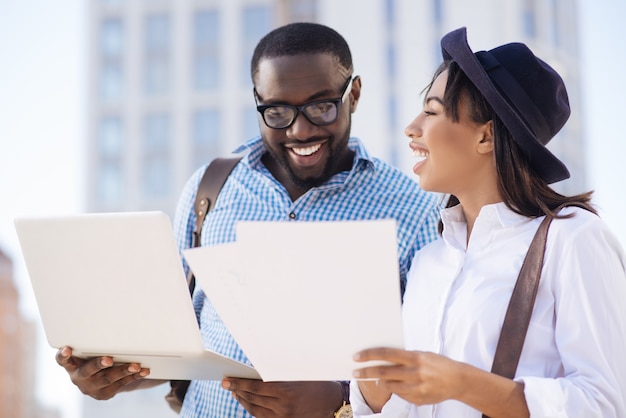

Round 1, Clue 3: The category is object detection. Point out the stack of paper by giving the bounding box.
[183,219,405,381]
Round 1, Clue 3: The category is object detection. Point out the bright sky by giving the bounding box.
[0,1,625,417]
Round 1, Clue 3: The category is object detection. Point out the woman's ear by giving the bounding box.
[476,120,494,154]
[350,76,362,113]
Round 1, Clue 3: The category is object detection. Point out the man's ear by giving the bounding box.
[476,120,494,154]
[350,76,362,113]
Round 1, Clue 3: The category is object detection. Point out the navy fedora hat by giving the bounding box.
[440,27,570,184]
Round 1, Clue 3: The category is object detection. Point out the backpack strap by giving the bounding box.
[167,156,241,412]
[186,157,241,294]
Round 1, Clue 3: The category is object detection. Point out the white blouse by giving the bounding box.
[351,203,626,417]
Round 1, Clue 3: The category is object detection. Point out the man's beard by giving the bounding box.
[263,118,352,190]
[282,152,335,189]
[277,131,351,189]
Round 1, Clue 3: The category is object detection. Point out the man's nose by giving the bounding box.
[286,112,318,140]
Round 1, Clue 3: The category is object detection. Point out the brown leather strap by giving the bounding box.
[168,157,241,410]
[482,214,553,418]
[186,157,241,294]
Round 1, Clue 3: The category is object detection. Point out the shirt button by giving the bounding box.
[289,212,297,220]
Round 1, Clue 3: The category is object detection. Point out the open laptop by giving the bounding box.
[14,211,260,381]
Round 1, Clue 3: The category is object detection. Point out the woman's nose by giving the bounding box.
[404,113,423,139]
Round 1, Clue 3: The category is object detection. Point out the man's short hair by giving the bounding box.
[250,22,353,82]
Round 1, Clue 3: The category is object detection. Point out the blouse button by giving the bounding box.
[289,212,297,220]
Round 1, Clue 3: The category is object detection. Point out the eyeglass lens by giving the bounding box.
[264,102,338,128]
[257,76,353,129]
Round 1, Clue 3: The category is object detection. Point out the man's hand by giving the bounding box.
[222,378,344,418]
[56,346,151,400]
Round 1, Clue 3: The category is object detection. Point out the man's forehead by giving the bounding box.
[256,53,349,83]
[254,54,350,101]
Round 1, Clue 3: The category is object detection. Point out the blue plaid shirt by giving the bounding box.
[173,136,439,417]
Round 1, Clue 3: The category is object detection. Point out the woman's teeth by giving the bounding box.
[413,149,429,161]
[292,144,322,156]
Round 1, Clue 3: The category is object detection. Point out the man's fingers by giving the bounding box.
[230,386,277,410]
[74,362,149,399]
[55,347,116,379]
[229,391,273,418]
[87,371,149,400]
[55,346,150,400]
[56,346,82,370]
[223,378,277,398]
[73,356,116,380]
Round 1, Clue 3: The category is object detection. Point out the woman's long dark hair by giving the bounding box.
[427,60,595,234]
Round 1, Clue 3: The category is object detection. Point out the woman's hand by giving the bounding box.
[353,348,466,407]
[353,347,529,418]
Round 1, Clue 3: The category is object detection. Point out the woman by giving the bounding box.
[350,27,626,417]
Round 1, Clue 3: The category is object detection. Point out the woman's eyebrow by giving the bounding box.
[424,96,444,106]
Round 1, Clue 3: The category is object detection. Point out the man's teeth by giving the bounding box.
[292,144,322,156]
[413,149,429,161]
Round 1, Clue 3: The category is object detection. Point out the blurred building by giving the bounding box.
[87,0,586,219]
[322,0,585,195]
[85,0,584,415]
[0,249,61,418]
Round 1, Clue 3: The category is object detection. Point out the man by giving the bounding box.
[56,22,439,417]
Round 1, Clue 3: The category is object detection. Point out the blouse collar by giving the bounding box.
[440,202,531,249]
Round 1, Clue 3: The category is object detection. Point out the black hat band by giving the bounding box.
[476,51,551,145]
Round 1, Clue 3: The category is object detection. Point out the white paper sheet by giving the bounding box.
[183,219,405,381]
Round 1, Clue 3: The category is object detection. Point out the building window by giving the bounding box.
[100,18,124,101]
[550,0,560,47]
[290,0,316,21]
[144,113,169,150]
[432,0,443,24]
[243,107,260,140]
[386,44,396,78]
[241,5,272,85]
[142,113,171,198]
[144,14,171,95]
[193,10,220,91]
[388,97,398,166]
[101,18,123,57]
[97,163,124,204]
[96,116,124,204]
[192,109,220,169]
[99,116,123,157]
[384,0,394,26]
[100,64,123,100]
[432,0,444,63]
[388,97,397,133]
[522,0,537,39]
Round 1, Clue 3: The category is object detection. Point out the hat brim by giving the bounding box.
[440,27,570,184]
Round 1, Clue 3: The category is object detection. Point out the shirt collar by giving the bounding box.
[440,202,530,248]
[232,135,376,173]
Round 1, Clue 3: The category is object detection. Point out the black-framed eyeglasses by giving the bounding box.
[254,76,353,129]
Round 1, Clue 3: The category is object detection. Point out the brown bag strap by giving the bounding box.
[167,157,241,412]
[482,214,553,418]
[186,157,241,294]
